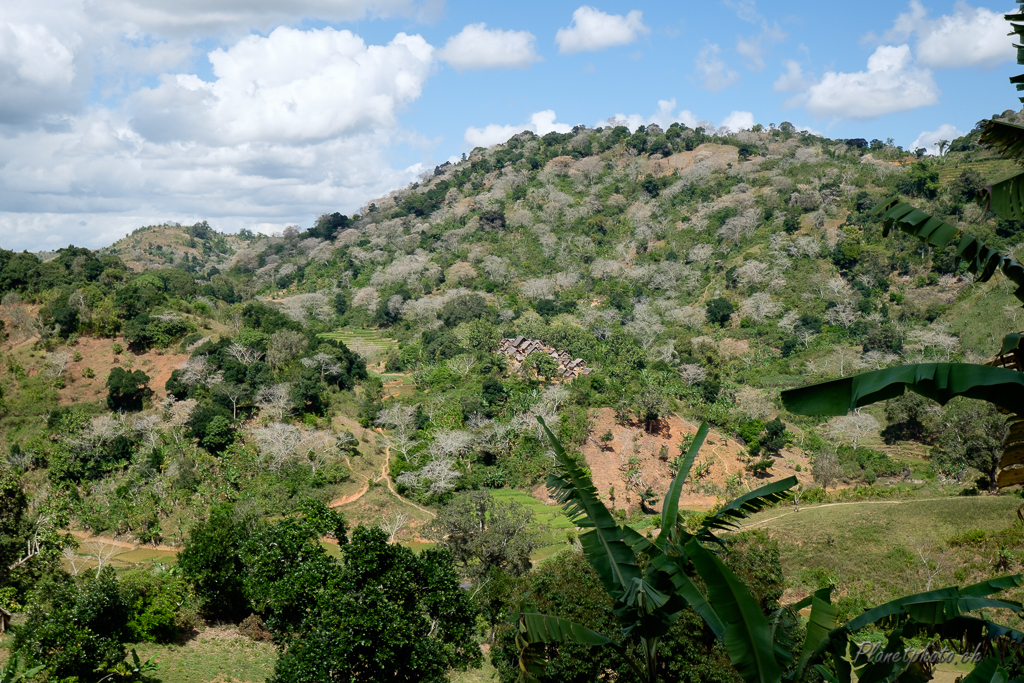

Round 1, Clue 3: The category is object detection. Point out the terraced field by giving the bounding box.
[318,328,398,363]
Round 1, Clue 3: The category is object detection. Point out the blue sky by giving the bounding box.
[0,0,1018,251]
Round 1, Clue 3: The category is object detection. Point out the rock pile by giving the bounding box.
[497,337,591,379]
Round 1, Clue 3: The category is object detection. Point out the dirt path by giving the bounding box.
[733,497,955,532]
[70,530,179,552]
[328,428,435,517]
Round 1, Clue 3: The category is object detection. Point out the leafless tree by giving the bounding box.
[254,383,293,420]
[812,450,843,490]
[44,350,72,380]
[678,364,707,386]
[740,293,782,323]
[179,356,223,388]
[399,457,461,495]
[91,540,119,577]
[301,353,342,380]
[267,330,308,369]
[910,537,947,591]
[777,310,799,334]
[446,354,477,377]
[798,329,818,349]
[429,430,474,461]
[380,512,409,543]
[62,547,86,576]
[226,343,264,366]
[162,397,198,444]
[825,302,858,329]
[825,411,879,449]
[250,422,304,473]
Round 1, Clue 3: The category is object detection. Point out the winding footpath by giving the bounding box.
[328,429,434,517]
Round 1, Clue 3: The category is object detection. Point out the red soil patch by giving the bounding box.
[581,408,814,514]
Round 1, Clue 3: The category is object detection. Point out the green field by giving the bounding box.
[737,495,1024,612]
[318,328,398,361]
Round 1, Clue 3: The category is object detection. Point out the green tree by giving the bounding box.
[14,569,131,682]
[267,526,481,683]
[178,503,253,622]
[705,298,735,326]
[528,351,560,380]
[439,293,492,328]
[426,490,538,581]
[930,398,1007,490]
[105,367,152,411]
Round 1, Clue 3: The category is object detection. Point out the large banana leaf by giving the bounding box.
[980,119,1024,165]
[514,611,644,682]
[686,537,782,683]
[960,657,1011,683]
[660,422,710,546]
[539,417,642,600]
[987,171,1024,224]
[796,589,839,679]
[873,199,1024,303]
[697,477,798,542]
[780,363,1024,417]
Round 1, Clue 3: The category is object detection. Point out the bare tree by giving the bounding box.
[91,540,119,577]
[812,450,843,490]
[44,350,72,381]
[397,457,461,495]
[678,364,707,386]
[910,537,946,591]
[825,302,858,329]
[250,422,304,473]
[254,383,293,420]
[267,330,308,369]
[179,356,223,388]
[380,512,409,543]
[162,397,198,444]
[825,411,879,449]
[62,547,85,576]
[226,343,264,366]
[446,354,478,377]
[301,353,342,380]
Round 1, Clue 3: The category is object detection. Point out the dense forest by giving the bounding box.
[4,106,1024,683]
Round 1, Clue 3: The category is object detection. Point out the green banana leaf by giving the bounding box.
[539,417,642,599]
[873,198,1024,303]
[698,477,797,542]
[780,363,1024,417]
[686,537,782,683]
[797,589,839,679]
[980,119,1024,164]
[1001,333,1024,355]
[987,171,1024,224]
[660,422,710,546]
[960,657,1010,683]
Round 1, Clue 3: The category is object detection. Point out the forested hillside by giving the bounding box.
[4,111,1024,683]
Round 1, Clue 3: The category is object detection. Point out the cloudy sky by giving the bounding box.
[0,0,1018,251]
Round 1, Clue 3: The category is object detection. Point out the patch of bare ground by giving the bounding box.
[55,336,191,404]
[581,408,815,514]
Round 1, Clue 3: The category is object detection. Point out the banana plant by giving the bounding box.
[517,419,1024,682]
[516,418,795,682]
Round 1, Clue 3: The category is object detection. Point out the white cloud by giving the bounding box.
[723,0,761,23]
[596,100,750,133]
[720,111,755,132]
[438,23,541,71]
[0,27,439,251]
[695,42,739,91]
[130,28,434,145]
[911,123,964,154]
[0,19,83,124]
[464,109,573,148]
[797,44,938,120]
[773,60,811,92]
[596,99,707,131]
[874,1,1011,69]
[555,6,649,54]
[94,0,430,37]
[736,22,786,71]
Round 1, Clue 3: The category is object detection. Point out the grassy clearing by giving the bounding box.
[736,495,1024,613]
[133,628,276,683]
